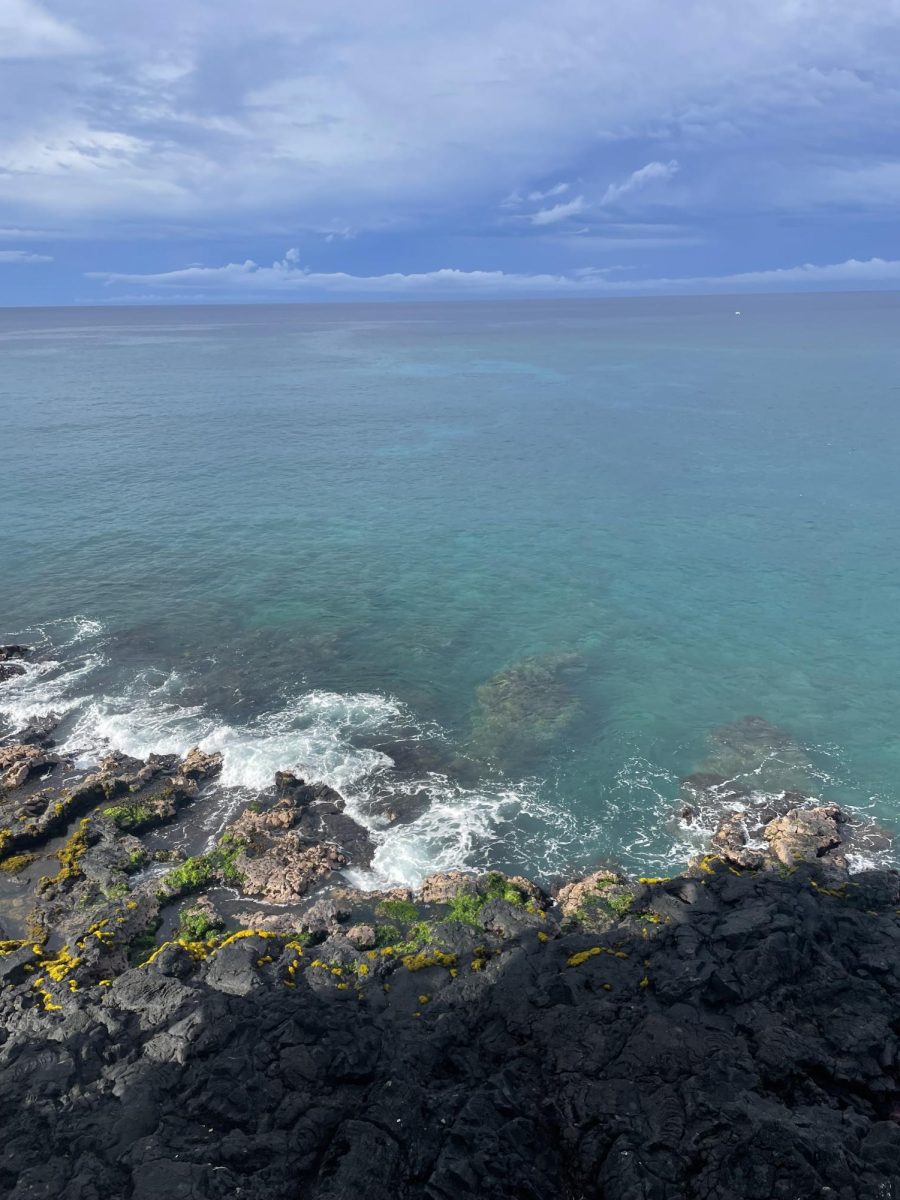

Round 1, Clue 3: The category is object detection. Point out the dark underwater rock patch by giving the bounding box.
[472,650,584,768]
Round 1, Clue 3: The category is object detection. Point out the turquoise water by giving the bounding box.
[1,294,899,882]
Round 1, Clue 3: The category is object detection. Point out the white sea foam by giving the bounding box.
[0,654,103,727]
[58,675,596,886]
[0,629,658,886]
[61,678,402,794]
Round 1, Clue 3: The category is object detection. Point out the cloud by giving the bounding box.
[88,251,900,299]
[3,0,900,238]
[601,161,680,206]
[527,195,588,226]
[90,256,599,295]
[698,256,900,287]
[0,0,90,58]
[0,248,52,262]
[528,183,570,202]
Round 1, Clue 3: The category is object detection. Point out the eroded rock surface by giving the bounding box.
[0,720,898,1199]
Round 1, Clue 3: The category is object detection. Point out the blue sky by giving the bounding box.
[2,0,900,304]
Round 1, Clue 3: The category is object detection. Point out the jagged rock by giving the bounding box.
[236,836,347,903]
[230,775,375,868]
[0,858,898,1199]
[418,870,477,903]
[298,897,352,936]
[0,661,26,683]
[233,910,302,935]
[12,714,60,747]
[177,747,223,781]
[0,644,30,661]
[555,868,626,918]
[764,804,846,867]
[177,895,224,938]
[0,743,58,790]
[345,924,376,948]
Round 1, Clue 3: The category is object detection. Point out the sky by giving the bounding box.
[2,0,900,305]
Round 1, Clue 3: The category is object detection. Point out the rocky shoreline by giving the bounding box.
[1,643,899,1198]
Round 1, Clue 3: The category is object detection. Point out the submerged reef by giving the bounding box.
[0,644,898,1199]
[471,650,584,768]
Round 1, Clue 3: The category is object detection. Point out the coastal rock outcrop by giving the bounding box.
[0,722,898,1199]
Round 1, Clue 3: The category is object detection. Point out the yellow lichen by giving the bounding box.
[402,950,457,972]
[43,945,81,983]
[566,946,603,967]
[418,994,430,1004]
[0,853,34,875]
[696,855,720,876]
[537,931,549,943]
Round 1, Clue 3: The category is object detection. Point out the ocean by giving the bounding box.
[2,293,899,884]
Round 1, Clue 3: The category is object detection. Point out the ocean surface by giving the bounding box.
[2,293,899,884]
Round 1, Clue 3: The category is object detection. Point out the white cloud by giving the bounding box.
[528,182,570,202]
[699,256,900,286]
[0,0,90,58]
[88,251,900,298]
[528,196,588,225]
[601,160,680,206]
[0,248,52,262]
[3,0,900,234]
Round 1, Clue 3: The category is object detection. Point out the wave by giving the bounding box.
[7,619,892,888]
[1,618,613,887]
[0,615,106,729]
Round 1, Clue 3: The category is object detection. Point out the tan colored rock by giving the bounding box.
[764,805,845,868]
[555,869,625,919]
[346,924,377,949]
[236,835,346,904]
[0,743,56,790]
[178,747,224,781]
[418,870,477,904]
[230,798,299,839]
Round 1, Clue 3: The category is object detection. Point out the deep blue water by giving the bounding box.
[1,294,899,883]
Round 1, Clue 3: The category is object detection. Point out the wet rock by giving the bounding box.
[177,747,223,781]
[232,774,375,868]
[764,804,846,867]
[236,837,347,904]
[0,742,59,791]
[693,714,820,794]
[555,868,627,919]
[176,895,224,939]
[418,870,477,904]
[0,644,30,661]
[0,661,26,683]
[12,714,60,747]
